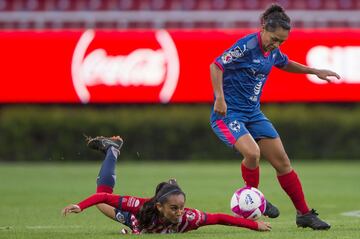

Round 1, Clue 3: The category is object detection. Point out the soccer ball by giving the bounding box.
[230,186,266,220]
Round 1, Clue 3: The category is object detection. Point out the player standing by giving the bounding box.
[62,136,272,234]
[209,4,339,230]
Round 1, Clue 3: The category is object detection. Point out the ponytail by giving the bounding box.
[261,4,291,31]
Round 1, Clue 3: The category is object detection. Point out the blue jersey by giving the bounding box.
[213,32,288,115]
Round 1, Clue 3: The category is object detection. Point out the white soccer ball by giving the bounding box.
[230,186,266,220]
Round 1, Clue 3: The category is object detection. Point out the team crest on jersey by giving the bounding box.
[222,52,233,64]
[221,44,247,64]
[229,120,241,132]
[186,211,196,221]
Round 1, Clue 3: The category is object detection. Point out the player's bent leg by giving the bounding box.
[211,119,260,188]
[257,137,292,175]
[235,136,279,218]
[87,135,124,194]
[96,146,122,193]
[234,134,261,188]
[258,138,330,229]
[234,134,260,169]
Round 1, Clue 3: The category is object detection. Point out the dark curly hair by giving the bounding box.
[261,3,291,32]
[136,179,186,231]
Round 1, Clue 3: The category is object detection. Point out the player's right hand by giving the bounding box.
[256,221,272,231]
[62,204,81,216]
[214,98,227,117]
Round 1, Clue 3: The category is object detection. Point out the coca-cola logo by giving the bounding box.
[306,46,360,84]
[71,30,180,103]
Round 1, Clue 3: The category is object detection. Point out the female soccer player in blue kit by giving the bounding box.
[62,136,272,234]
[210,4,340,230]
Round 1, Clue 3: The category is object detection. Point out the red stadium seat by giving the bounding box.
[211,0,228,10]
[179,0,198,10]
[323,0,339,9]
[150,0,171,10]
[197,0,212,10]
[87,0,106,11]
[227,0,245,10]
[0,0,11,11]
[110,0,140,11]
[338,0,354,9]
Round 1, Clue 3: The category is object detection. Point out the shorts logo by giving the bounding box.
[115,211,126,223]
[229,120,241,132]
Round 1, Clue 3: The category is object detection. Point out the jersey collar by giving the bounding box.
[257,32,270,57]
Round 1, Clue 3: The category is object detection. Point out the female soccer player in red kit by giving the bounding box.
[210,4,340,230]
[62,136,271,234]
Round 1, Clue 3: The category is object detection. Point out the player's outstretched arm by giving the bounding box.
[204,213,271,231]
[62,193,121,216]
[280,60,340,82]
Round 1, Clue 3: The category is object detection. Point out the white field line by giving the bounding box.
[25,225,82,229]
[341,210,360,217]
[0,226,13,230]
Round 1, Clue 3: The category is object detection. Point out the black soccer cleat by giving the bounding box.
[296,209,331,230]
[263,200,280,218]
[85,135,123,154]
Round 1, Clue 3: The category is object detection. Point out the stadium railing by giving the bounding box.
[0,0,359,29]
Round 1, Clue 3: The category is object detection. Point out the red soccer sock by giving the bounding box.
[277,170,310,214]
[241,162,259,188]
[96,185,113,194]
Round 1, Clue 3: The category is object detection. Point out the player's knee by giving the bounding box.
[244,150,261,163]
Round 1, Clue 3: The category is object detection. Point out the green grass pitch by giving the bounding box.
[0,160,359,239]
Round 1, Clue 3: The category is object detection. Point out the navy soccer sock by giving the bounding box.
[96,147,120,194]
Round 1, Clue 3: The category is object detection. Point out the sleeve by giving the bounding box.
[76,193,148,215]
[178,208,207,232]
[200,213,258,231]
[274,49,289,68]
[77,193,121,211]
[214,39,249,72]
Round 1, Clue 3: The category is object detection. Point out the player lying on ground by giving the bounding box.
[62,136,271,234]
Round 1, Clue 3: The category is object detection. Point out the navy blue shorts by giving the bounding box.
[210,111,278,147]
[114,208,133,228]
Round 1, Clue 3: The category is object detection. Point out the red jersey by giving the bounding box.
[77,192,258,234]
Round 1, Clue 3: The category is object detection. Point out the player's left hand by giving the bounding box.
[256,221,272,231]
[62,204,81,216]
[315,69,340,82]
